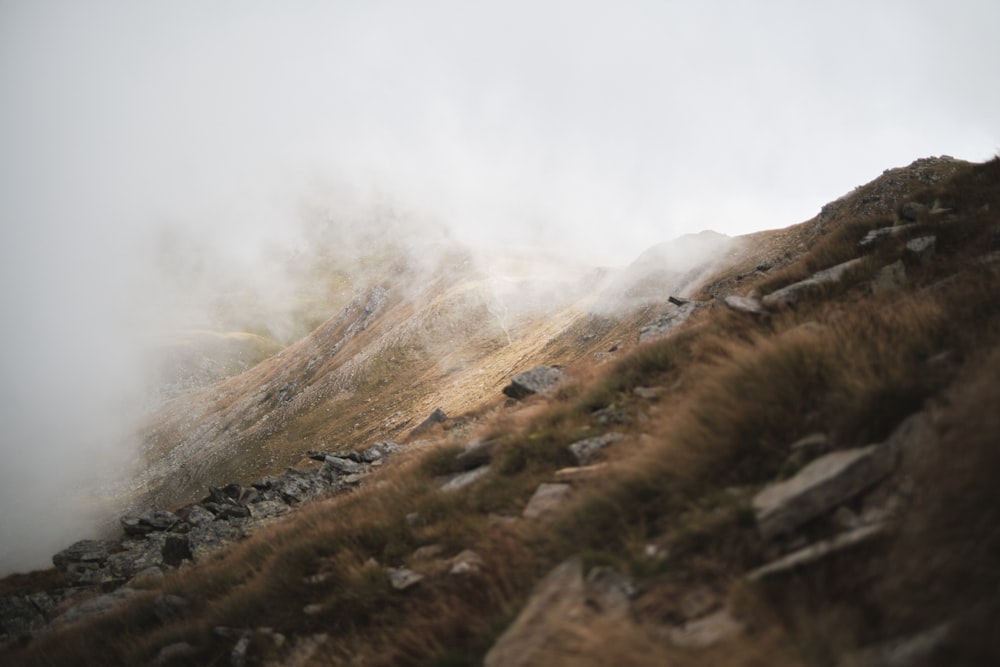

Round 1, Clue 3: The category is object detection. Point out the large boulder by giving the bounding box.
[753,445,895,540]
[503,366,568,399]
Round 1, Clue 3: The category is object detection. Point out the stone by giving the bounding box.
[753,445,895,540]
[455,439,497,470]
[52,539,116,570]
[449,550,485,576]
[905,235,936,264]
[882,412,937,470]
[484,558,632,667]
[747,523,887,581]
[633,386,666,400]
[840,623,951,667]
[668,295,690,306]
[0,595,48,644]
[763,259,864,308]
[554,463,609,482]
[152,593,190,624]
[411,544,445,560]
[121,510,180,537]
[786,433,832,468]
[568,432,624,466]
[871,260,907,295]
[188,520,246,562]
[503,366,568,399]
[440,465,491,492]
[130,566,165,586]
[388,567,423,591]
[724,295,768,316]
[408,407,448,438]
[899,201,929,222]
[51,588,139,628]
[522,483,572,519]
[638,302,698,343]
[153,642,199,665]
[186,505,216,526]
[668,609,744,648]
[322,455,363,477]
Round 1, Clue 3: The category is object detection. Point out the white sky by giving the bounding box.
[0,0,997,572]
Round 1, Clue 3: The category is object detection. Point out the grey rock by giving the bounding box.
[786,433,832,468]
[584,567,636,613]
[188,520,246,562]
[247,499,291,521]
[763,259,864,308]
[883,412,937,470]
[153,642,199,665]
[121,509,180,536]
[724,295,768,316]
[669,609,744,648]
[408,407,448,438]
[388,567,424,591]
[841,623,951,667]
[872,260,907,295]
[899,201,929,222]
[747,523,887,581]
[753,445,895,540]
[186,505,216,526]
[450,550,485,576]
[0,595,48,644]
[52,539,117,570]
[503,366,568,399]
[523,483,572,519]
[440,465,491,493]
[455,439,497,470]
[905,235,936,264]
[231,633,251,667]
[51,587,138,628]
[153,593,190,624]
[322,455,363,477]
[639,302,698,343]
[568,432,624,466]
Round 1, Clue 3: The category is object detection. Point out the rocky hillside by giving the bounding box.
[2,155,999,666]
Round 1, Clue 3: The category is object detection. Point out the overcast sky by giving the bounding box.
[0,0,997,572]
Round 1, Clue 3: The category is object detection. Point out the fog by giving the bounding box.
[1,0,998,574]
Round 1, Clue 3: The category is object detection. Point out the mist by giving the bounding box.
[1,0,998,574]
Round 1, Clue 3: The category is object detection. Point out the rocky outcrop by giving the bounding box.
[638,302,700,343]
[753,444,895,540]
[503,366,568,399]
[0,439,404,647]
[567,432,624,465]
[762,258,864,308]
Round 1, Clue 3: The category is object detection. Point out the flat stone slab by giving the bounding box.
[724,295,767,315]
[440,465,491,493]
[568,432,624,465]
[523,483,572,519]
[753,445,894,540]
[762,258,864,308]
[747,522,886,581]
[388,567,423,591]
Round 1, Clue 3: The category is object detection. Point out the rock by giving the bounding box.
[152,593,190,624]
[905,235,936,264]
[747,523,887,581]
[130,566,165,586]
[639,302,698,343]
[753,445,895,540]
[455,439,497,470]
[668,609,744,648]
[568,432,624,466]
[409,407,448,438]
[882,412,937,470]
[724,295,768,316]
[51,587,139,629]
[503,366,568,399]
[186,505,216,526]
[522,483,572,519]
[388,567,423,591]
[322,455,363,477]
[231,633,251,667]
[554,463,609,482]
[0,595,48,645]
[633,386,666,400]
[440,465,491,492]
[872,260,907,295]
[484,557,632,667]
[899,201,929,222]
[411,544,445,560]
[121,510,180,537]
[449,550,485,576]
[668,295,690,306]
[860,224,917,248]
[786,433,832,468]
[52,539,116,570]
[247,499,291,522]
[188,520,246,562]
[840,622,951,667]
[763,259,865,308]
[153,641,199,665]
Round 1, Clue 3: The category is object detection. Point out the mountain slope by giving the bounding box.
[4,155,998,667]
